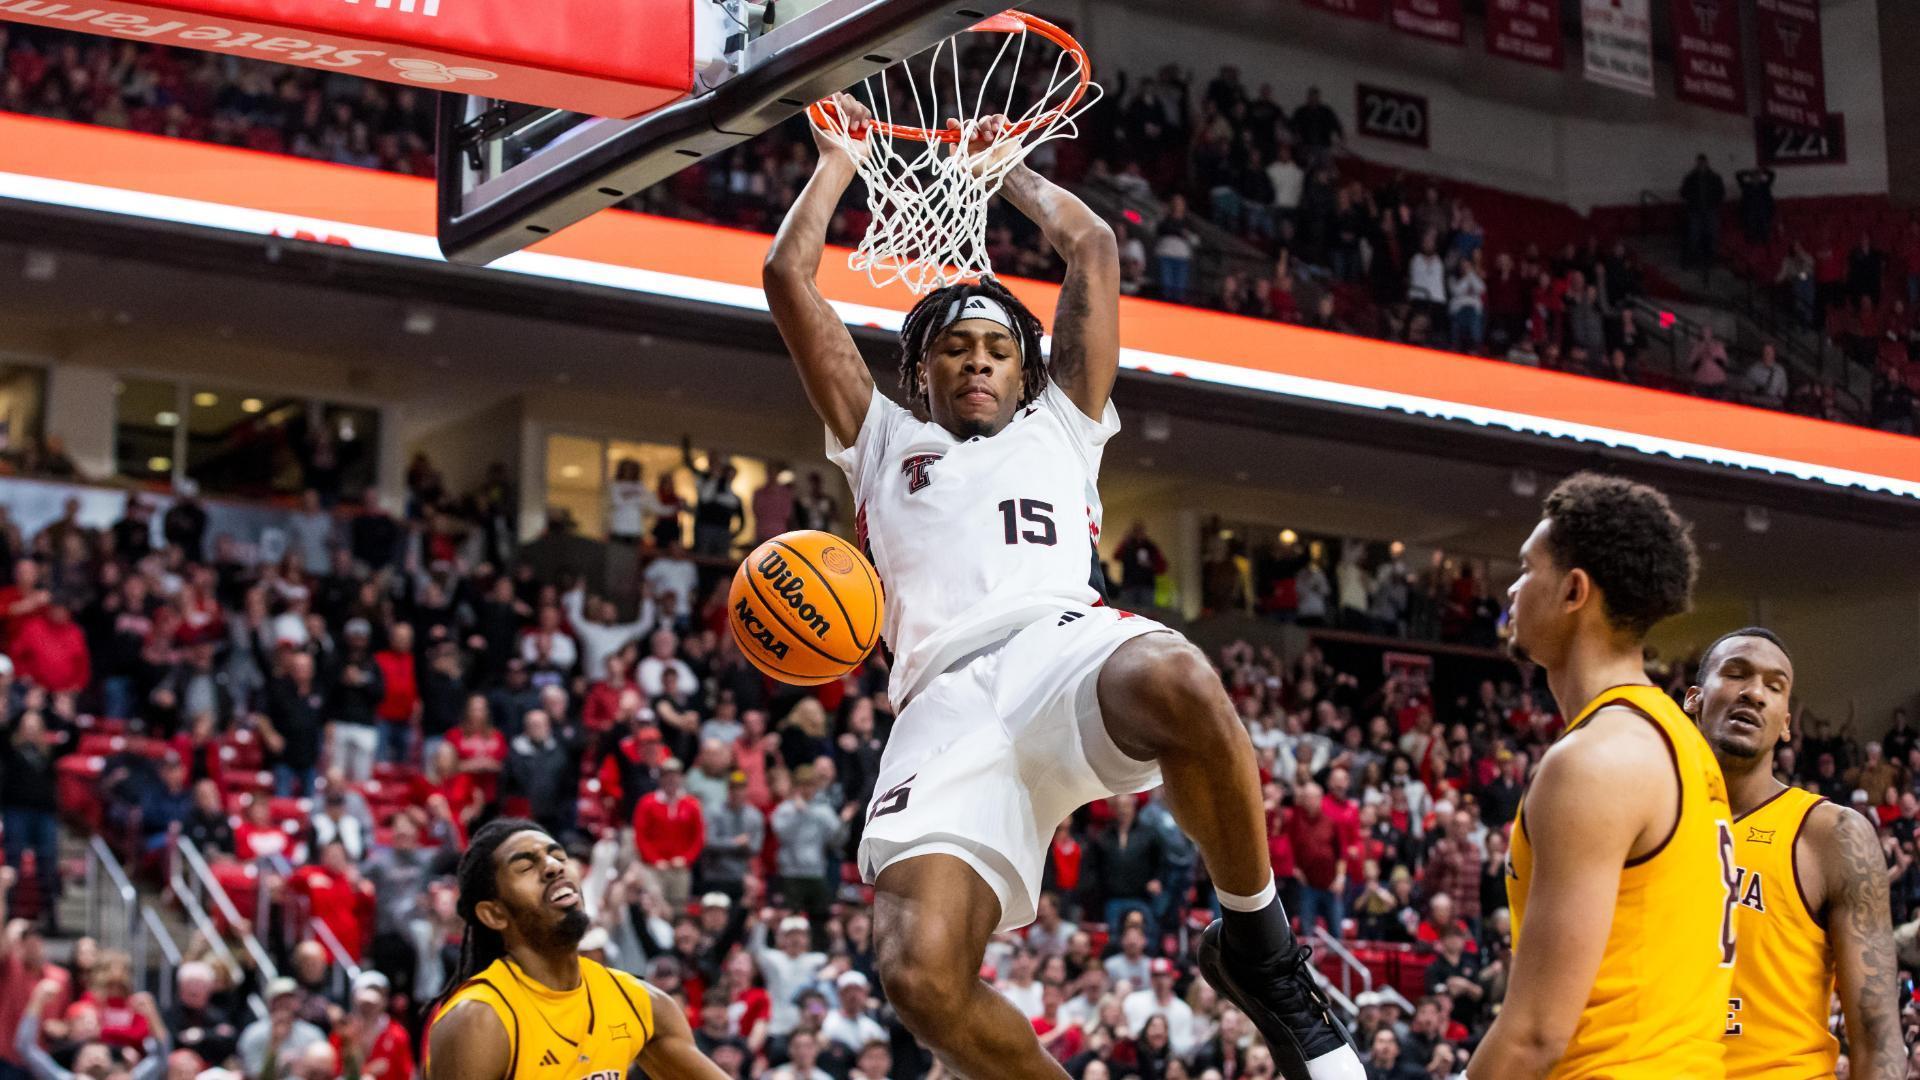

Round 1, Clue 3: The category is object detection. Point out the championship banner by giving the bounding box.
[1389,0,1462,45]
[1672,0,1746,113]
[1581,0,1654,96]
[0,0,691,117]
[1486,0,1562,69]
[1301,0,1386,24]
[1756,0,1826,129]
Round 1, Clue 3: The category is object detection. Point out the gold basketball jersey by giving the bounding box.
[1509,684,1736,1079]
[432,957,655,1080]
[1725,786,1839,1079]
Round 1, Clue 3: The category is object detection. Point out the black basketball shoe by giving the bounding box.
[1196,918,1364,1080]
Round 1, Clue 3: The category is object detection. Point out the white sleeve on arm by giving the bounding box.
[1040,380,1121,471]
[825,391,914,497]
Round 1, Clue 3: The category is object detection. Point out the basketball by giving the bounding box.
[728,530,883,686]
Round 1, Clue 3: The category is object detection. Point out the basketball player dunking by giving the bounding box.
[763,94,1362,1080]
[1685,628,1906,1079]
[425,819,727,1080]
[1470,474,1734,1079]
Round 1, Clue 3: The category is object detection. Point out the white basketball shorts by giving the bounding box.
[857,601,1174,933]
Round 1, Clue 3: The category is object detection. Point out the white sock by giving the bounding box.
[1216,873,1278,913]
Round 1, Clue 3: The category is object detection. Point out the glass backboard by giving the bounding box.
[437,0,1016,265]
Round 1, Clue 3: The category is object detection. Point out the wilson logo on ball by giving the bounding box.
[756,550,832,638]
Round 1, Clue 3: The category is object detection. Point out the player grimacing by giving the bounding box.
[1470,474,1734,1079]
[763,94,1362,1080]
[1685,628,1906,1079]
[425,819,726,1080]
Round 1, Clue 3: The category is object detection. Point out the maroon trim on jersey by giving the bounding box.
[1597,697,1684,870]
[1734,785,1793,823]
[1790,796,1830,930]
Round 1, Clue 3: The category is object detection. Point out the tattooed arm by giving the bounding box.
[998,163,1119,420]
[1810,803,1907,1078]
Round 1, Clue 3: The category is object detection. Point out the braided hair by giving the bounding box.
[896,276,1048,418]
[430,817,544,1015]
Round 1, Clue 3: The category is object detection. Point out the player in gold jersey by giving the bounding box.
[1686,628,1906,1079]
[1470,473,1734,1080]
[426,818,727,1080]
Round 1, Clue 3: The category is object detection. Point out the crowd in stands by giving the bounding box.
[7,24,1911,433]
[0,463,1916,1080]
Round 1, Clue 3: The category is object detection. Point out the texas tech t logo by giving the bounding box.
[901,454,942,494]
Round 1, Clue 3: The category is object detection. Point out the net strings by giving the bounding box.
[814,27,1104,294]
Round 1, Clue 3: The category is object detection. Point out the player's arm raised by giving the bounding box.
[633,984,731,1079]
[763,93,876,450]
[997,158,1119,420]
[425,1000,509,1080]
[1816,804,1906,1079]
[1466,713,1673,1080]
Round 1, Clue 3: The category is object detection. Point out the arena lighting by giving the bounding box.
[241,398,264,413]
[1745,505,1772,534]
[6,116,1920,501]
[21,250,56,281]
[1509,468,1539,498]
[1142,413,1172,443]
[192,392,218,407]
[402,307,437,335]
[155,411,179,427]
[1279,529,1298,545]
[147,456,170,472]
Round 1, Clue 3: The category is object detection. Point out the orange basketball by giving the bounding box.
[728,530,883,686]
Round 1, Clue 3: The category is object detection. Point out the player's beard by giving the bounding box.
[524,902,592,953]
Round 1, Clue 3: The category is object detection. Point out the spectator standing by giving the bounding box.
[1102,924,1153,989]
[1291,86,1344,163]
[1113,522,1167,610]
[371,621,419,765]
[346,490,400,571]
[1153,195,1200,304]
[1745,342,1790,409]
[751,469,797,545]
[1406,233,1447,328]
[1267,143,1305,222]
[702,772,765,904]
[1849,231,1887,304]
[643,543,700,627]
[260,651,327,797]
[821,971,888,1055]
[1285,781,1347,934]
[1564,282,1608,369]
[1679,153,1726,275]
[792,473,839,534]
[1121,958,1198,1056]
[1689,328,1731,394]
[749,912,828,1039]
[10,598,88,694]
[505,709,574,838]
[1447,255,1486,353]
[329,618,385,781]
[634,757,704,909]
[561,584,655,682]
[771,765,846,929]
[1085,795,1164,936]
[1736,163,1776,245]
[2,714,61,921]
[683,440,745,558]
[1422,809,1485,930]
[605,458,666,545]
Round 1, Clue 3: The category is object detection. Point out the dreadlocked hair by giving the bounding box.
[896,276,1049,417]
[430,817,545,1017]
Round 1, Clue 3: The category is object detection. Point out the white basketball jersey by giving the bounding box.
[827,380,1119,704]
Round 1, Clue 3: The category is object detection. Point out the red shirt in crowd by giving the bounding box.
[10,613,90,692]
[70,992,150,1051]
[633,790,705,867]
[0,961,67,1067]
[1285,804,1346,891]
[332,1016,415,1080]
[449,727,507,805]
[1049,832,1083,894]
[235,820,293,861]
[582,677,636,731]
[288,864,376,960]
[373,649,418,724]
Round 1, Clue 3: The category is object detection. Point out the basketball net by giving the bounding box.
[810,13,1101,295]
